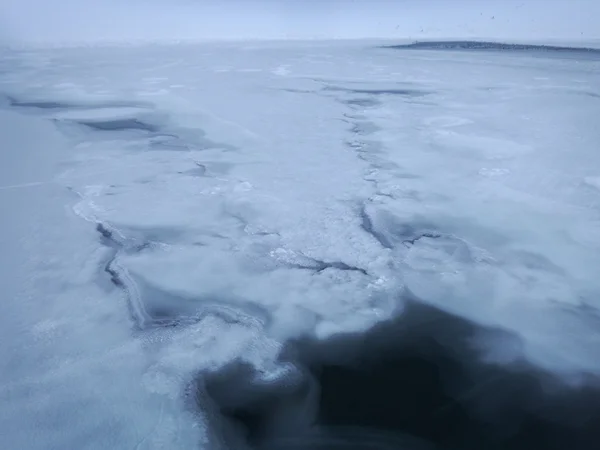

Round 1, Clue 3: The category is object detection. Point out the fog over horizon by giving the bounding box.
[1,0,600,46]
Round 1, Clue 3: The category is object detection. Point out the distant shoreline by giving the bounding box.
[2,36,600,51]
[382,40,600,53]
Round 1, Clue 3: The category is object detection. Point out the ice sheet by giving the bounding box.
[1,41,600,448]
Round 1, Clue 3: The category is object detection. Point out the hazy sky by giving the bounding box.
[1,0,599,46]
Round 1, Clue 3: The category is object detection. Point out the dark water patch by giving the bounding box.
[7,97,75,110]
[199,359,312,450]
[77,118,160,133]
[344,98,381,108]
[95,222,153,252]
[6,94,152,110]
[96,223,126,290]
[198,295,600,450]
[313,260,368,276]
[287,256,368,276]
[325,86,429,97]
[96,222,123,249]
[256,427,434,450]
[104,256,125,289]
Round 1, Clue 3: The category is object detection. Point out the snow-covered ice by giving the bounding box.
[1,40,600,449]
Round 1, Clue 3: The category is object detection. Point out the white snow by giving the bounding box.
[1,40,600,448]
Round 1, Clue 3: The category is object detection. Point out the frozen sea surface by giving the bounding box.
[1,41,600,449]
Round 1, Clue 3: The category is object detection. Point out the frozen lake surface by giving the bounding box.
[1,40,600,449]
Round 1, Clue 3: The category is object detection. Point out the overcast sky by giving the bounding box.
[1,0,599,46]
